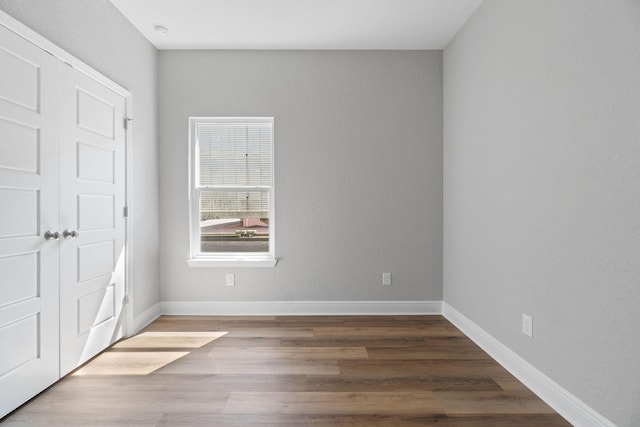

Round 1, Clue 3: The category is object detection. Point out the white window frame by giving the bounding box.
[187,117,276,267]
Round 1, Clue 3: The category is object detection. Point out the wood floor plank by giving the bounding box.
[207,346,369,360]
[339,358,507,376]
[157,413,430,427]
[71,350,191,376]
[223,391,442,415]
[225,327,315,337]
[112,331,227,349]
[366,344,492,360]
[313,326,465,337]
[435,414,572,426]
[154,353,340,375]
[280,336,429,347]
[300,374,503,392]
[494,377,538,392]
[436,390,557,414]
[201,337,283,347]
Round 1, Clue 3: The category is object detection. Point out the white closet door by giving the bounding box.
[0,26,60,418]
[59,66,127,375]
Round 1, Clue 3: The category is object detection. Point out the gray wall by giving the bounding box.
[159,50,442,302]
[443,1,640,425]
[0,0,161,320]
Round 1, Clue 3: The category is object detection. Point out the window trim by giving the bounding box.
[187,117,276,267]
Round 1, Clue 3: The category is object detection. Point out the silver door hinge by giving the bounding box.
[123,294,130,305]
[123,206,129,217]
[124,117,133,129]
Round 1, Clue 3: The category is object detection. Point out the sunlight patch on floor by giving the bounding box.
[112,331,228,349]
[71,331,229,375]
[72,351,191,376]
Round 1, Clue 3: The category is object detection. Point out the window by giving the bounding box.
[188,117,276,267]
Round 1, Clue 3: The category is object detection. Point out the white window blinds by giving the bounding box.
[197,122,273,187]
[196,119,273,218]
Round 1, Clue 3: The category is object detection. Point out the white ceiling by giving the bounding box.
[109,0,483,50]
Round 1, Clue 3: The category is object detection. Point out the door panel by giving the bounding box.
[59,67,126,375]
[0,116,39,173]
[77,240,115,282]
[77,142,115,183]
[0,252,38,306]
[0,42,40,111]
[77,284,116,334]
[0,25,60,419]
[0,188,39,237]
[0,314,39,374]
[77,89,116,139]
[78,194,116,230]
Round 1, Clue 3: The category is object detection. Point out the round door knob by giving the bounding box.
[44,230,60,241]
[62,229,80,239]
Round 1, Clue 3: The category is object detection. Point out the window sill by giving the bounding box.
[186,257,278,268]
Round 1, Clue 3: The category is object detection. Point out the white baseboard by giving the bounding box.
[161,300,442,316]
[131,302,162,334]
[442,302,615,427]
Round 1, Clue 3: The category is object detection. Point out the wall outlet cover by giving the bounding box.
[226,273,235,286]
[522,313,533,338]
[382,272,392,286]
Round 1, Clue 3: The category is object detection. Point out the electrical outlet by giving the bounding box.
[226,273,235,287]
[522,313,533,338]
[382,272,392,286]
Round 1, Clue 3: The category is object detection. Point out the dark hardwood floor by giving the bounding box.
[2,315,571,426]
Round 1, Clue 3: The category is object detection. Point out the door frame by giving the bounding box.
[0,10,135,337]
